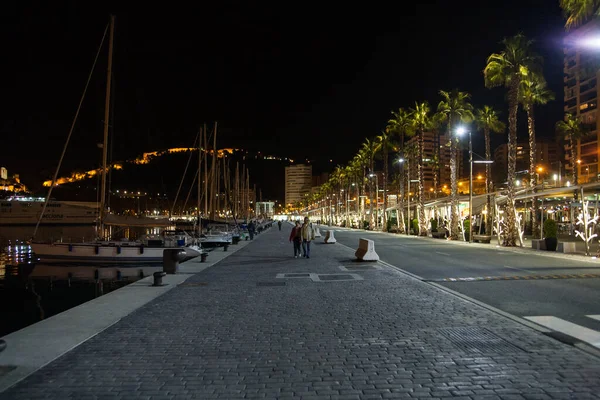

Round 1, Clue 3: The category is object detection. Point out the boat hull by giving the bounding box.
[30,242,202,265]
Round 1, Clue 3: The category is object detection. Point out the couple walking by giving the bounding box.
[289,217,314,258]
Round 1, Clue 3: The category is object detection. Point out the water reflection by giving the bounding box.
[0,228,163,337]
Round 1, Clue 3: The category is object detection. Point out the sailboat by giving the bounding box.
[30,15,202,265]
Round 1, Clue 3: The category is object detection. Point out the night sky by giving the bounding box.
[2,1,566,190]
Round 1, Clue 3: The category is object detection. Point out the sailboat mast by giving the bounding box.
[235,162,239,218]
[203,123,208,215]
[197,127,202,237]
[210,122,217,221]
[99,15,115,239]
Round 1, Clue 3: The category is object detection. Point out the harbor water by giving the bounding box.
[0,226,163,337]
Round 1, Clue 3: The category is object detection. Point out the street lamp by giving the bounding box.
[457,126,493,242]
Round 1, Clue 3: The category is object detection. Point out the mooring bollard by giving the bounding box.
[200,253,208,262]
[224,243,229,252]
[163,249,184,274]
[153,271,167,286]
[0,339,6,353]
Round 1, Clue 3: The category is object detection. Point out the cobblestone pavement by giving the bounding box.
[2,226,600,399]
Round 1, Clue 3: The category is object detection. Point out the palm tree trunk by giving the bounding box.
[449,120,460,240]
[504,77,520,246]
[570,137,578,185]
[362,167,367,226]
[418,128,427,236]
[484,127,492,236]
[369,159,374,229]
[397,133,406,233]
[527,104,539,239]
[382,142,388,231]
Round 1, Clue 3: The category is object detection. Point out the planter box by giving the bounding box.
[531,239,546,250]
[557,242,576,253]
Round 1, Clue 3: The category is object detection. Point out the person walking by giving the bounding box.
[248,220,256,240]
[301,217,315,258]
[289,220,302,258]
[278,220,282,231]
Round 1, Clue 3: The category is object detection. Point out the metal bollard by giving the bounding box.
[153,271,167,286]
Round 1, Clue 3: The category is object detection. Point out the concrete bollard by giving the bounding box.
[153,271,167,286]
[314,227,322,238]
[324,230,337,244]
[355,238,379,261]
[163,249,185,274]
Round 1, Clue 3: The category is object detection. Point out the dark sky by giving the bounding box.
[1,1,566,188]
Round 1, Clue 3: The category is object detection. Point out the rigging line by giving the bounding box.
[170,129,201,217]
[32,22,109,240]
[182,166,200,213]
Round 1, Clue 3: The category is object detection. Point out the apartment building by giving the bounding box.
[564,20,600,183]
[285,164,312,206]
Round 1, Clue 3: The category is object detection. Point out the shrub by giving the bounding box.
[430,218,438,231]
[411,218,419,234]
[544,218,557,238]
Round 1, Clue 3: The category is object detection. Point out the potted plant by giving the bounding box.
[544,218,558,251]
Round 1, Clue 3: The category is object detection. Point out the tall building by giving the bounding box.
[404,131,461,192]
[493,141,562,184]
[285,164,312,206]
[564,21,600,183]
[255,201,275,218]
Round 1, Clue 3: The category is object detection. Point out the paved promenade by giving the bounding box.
[2,225,600,399]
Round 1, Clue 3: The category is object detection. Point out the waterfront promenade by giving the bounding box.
[1,225,600,399]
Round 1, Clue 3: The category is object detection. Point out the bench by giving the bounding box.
[472,234,492,243]
[431,228,447,239]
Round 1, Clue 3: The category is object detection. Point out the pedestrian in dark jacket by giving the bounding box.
[289,221,302,258]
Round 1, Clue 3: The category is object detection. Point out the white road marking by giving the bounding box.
[503,265,535,273]
[435,251,450,256]
[587,315,600,322]
[524,316,600,348]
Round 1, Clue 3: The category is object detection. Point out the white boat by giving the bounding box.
[200,224,233,246]
[31,238,202,265]
[30,16,203,265]
[0,196,97,227]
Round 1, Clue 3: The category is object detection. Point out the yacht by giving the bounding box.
[0,196,97,227]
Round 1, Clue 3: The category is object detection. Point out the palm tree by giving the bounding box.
[437,89,475,240]
[376,130,394,231]
[409,102,432,236]
[361,138,378,229]
[387,108,412,234]
[520,73,555,238]
[485,33,540,247]
[354,150,369,225]
[475,106,505,236]
[560,0,600,29]
[556,113,587,185]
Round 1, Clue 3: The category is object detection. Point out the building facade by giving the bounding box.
[493,141,563,184]
[404,131,462,194]
[564,20,600,183]
[255,201,275,218]
[285,164,312,206]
